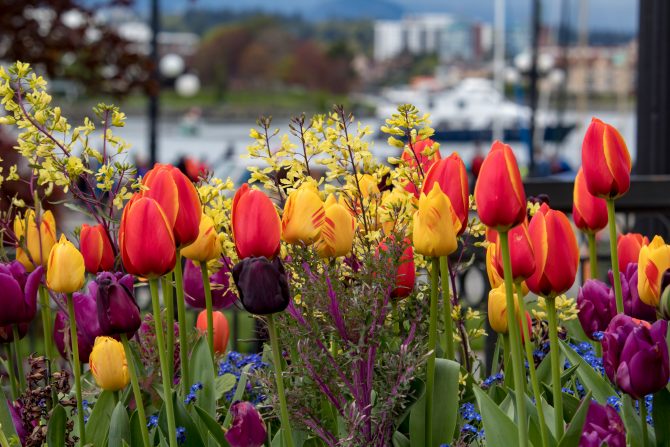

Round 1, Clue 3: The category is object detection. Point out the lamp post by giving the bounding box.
[148,0,160,166]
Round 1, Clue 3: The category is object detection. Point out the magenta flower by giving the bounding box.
[0,323,29,343]
[53,281,103,362]
[183,258,237,310]
[578,279,617,340]
[609,263,657,322]
[95,271,141,337]
[0,262,42,326]
[225,401,267,447]
[579,401,625,447]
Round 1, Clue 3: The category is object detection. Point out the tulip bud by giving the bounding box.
[402,138,441,173]
[53,282,103,362]
[232,257,291,315]
[378,238,416,299]
[580,401,626,447]
[89,336,130,391]
[659,284,670,320]
[492,221,536,281]
[232,184,281,259]
[46,235,85,294]
[315,195,356,258]
[572,168,608,234]
[617,233,648,273]
[80,223,115,273]
[181,214,221,262]
[0,262,42,326]
[224,401,267,447]
[421,152,469,234]
[184,258,237,310]
[637,235,670,307]
[486,243,503,289]
[526,204,579,297]
[581,118,632,199]
[142,163,202,246]
[577,279,617,340]
[474,141,526,230]
[610,264,656,322]
[95,272,141,337]
[487,285,531,340]
[14,209,57,271]
[281,183,325,245]
[119,195,176,278]
[196,310,229,354]
[412,183,460,257]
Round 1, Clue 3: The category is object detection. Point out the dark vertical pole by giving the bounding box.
[556,0,570,134]
[528,0,541,175]
[148,0,160,166]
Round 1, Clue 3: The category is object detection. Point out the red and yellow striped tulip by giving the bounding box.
[281,183,325,245]
[581,118,632,199]
[412,183,460,257]
[14,209,57,271]
[617,233,649,273]
[231,184,281,259]
[315,194,356,258]
[637,236,670,307]
[421,152,469,234]
[572,168,608,234]
[80,224,115,273]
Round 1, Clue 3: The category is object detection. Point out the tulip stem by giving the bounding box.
[5,345,19,400]
[439,257,455,361]
[120,334,151,447]
[149,279,178,447]
[0,424,10,447]
[425,257,440,447]
[587,233,598,280]
[66,293,86,446]
[11,326,25,392]
[173,255,190,395]
[162,273,175,382]
[606,199,624,313]
[267,314,295,447]
[546,296,564,438]
[515,283,549,447]
[499,232,528,447]
[200,261,215,363]
[640,398,649,447]
[39,286,54,360]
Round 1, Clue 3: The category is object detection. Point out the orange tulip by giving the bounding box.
[617,233,649,273]
[231,184,281,259]
[421,152,469,234]
[119,195,176,277]
[581,118,632,199]
[80,224,115,273]
[486,241,530,295]
[142,163,202,246]
[489,221,536,282]
[572,168,608,234]
[474,141,526,230]
[526,204,579,297]
[196,310,229,354]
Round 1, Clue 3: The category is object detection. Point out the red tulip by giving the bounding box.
[378,238,416,299]
[489,221,536,282]
[80,224,115,273]
[474,141,526,230]
[581,118,632,199]
[231,184,281,259]
[617,233,648,273]
[402,138,441,197]
[421,152,469,234]
[119,195,176,277]
[196,310,229,354]
[526,204,579,296]
[572,168,608,233]
[142,163,202,246]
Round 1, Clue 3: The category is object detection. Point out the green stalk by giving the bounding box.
[39,286,54,359]
[120,334,151,447]
[546,297,564,438]
[200,261,215,362]
[640,398,649,447]
[606,199,624,313]
[439,257,455,361]
[425,257,440,446]
[5,345,18,400]
[267,314,295,447]
[0,424,10,447]
[587,233,598,280]
[516,283,549,447]
[502,334,511,375]
[11,326,25,392]
[163,273,175,382]
[149,279,178,447]
[173,254,190,394]
[66,293,86,446]
[499,232,528,447]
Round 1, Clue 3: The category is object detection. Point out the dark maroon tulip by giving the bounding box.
[224,401,267,447]
[0,262,42,326]
[95,271,141,337]
[602,314,669,399]
[578,279,616,340]
[232,257,290,315]
[183,258,237,310]
[0,323,29,343]
[609,264,657,322]
[8,400,28,445]
[53,281,103,362]
[579,401,625,447]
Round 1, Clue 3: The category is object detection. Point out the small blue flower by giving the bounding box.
[607,395,622,412]
[147,415,159,428]
[592,331,604,341]
[176,427,186,445]
[562,387,575,396]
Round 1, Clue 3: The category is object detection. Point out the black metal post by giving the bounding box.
[148,0,160,166]
[528,0,541,175]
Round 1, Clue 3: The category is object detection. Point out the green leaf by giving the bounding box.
[191,337,217,442]
[223,365,251,428]
[558,392,592,447]
[86,390,116,447]
[474,386,524,446]
[158,392,205,447]
[129,411,145,447]
[215,374,237,401]
[0,390,18,441]
[109,402,131,447]
[559,341,616,403]
[194,406,230,447]
[653,388,670,446]
[392,431,410,447]
[47,405,67,447]
[621,396,644,447]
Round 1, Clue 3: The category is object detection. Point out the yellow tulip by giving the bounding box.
[638,235,670,306]
[412,183,460,257]
[46,235,85,294]
[14,209,57,271]
[89,336,130,391]
[380,189,413,235]
[181,214,221,262]
[357,174,380,199]
[315,194,355,258]
[488,284,521,334]
[281,183,325,245]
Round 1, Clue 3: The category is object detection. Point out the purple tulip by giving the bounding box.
[609,264,657,322]
[183,258,237,310]
[579,401,625,447]
[8,400,28,445]
[95,271,141,337]
[53,281,103,362]
[0,323,29,343]
[578,279,617,340]
[0,262,42,326]
[224,401,267,447]
[232,257,290,315]
[602,314,669,399]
